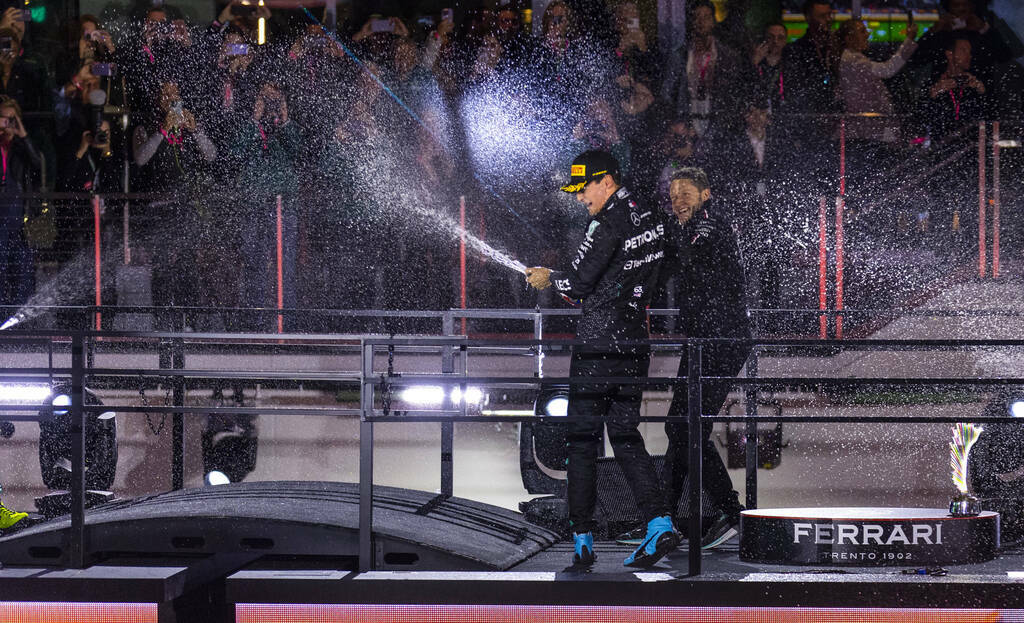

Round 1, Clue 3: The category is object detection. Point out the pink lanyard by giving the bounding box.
[160,128,183,146]
[142,45,155,64]
[698,51,712,87]
[258,125,267,150]
[1,144,6,184]
[778,70,784,100]
[948,88,963,121]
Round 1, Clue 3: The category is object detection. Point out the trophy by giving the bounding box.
[949,422,984,517]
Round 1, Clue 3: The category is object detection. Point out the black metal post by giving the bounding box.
[171,331,185,490]
[69,333,87,568]
[440,314,454,497]
[686,340,702,576]
[359,341,375,572]
[744,349,759,510]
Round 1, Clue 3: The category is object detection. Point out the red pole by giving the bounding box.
[459,196,467,336]
[839,117,846,197]
[835,196,844,339]
[978,122,986,278]
[992,122,1000,278]
[836,118,845,339]
[818,195,827,339]
[276,195,284,333]
[93,195,102,331]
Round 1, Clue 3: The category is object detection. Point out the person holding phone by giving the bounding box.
[836,18,917,145]
[922,34,986,142]
[750,22,787,111]
[353,15,408,43]
[203,28,260,158]
[230,80,302,329]
[0,95,41,308]
[132,80,216,193]
[212,0,270,45]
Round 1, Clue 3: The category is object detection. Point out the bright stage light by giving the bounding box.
[402,386,484,407]
[38,384,118,492]
[451,386,484,406]
[402,386,445,405]
[1011,401,1024,418]
[206,470,231,486]
[202,414,259,486]
[0,384,51,403]
[543,395,568,417]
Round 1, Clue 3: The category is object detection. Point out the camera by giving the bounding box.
[0,36,12,52]
[954,75,968,88]
[91,62,116,76]
[231,3,255,17]
[0,117,8,129]
[94,130,109,144]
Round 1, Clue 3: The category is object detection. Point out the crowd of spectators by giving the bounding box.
[0,0,1020,329]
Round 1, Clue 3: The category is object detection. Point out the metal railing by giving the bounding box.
[3,307,1024,575]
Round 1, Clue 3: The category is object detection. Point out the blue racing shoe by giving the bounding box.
[623,515,680,568]
[572,531,596,566]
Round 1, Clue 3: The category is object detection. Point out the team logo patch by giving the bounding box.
[571,164,586,177]
[630,212,641,226]
[587,221,599,236]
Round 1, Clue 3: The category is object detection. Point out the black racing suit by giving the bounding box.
[550,186,669,534]
[663,204,750,523]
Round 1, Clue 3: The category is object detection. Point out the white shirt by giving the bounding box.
[838,38,917,142]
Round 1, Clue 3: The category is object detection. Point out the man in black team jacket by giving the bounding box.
[663,166,750,550]
[526,150,679,569]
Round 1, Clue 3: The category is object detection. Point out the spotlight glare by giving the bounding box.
[206,470,231,486]
[402,386,445,405]
[52,394,71,415]
[451,386,484,406]
[544,395,568,417]
[1010,401,1024,418]
[0,384,51,404]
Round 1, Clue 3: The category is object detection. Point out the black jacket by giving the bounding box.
[666,205,750,339]
[551,186,666,342]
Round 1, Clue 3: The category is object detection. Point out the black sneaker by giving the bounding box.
[700,512,739,550]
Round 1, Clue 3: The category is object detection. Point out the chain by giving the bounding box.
[380,338,396,416]
[141,376,168,435]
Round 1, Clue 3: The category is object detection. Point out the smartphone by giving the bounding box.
[0,36,11,51]
[91,62,116,76]
[370,18,394,33]
[0,117,8,129]
[417,15,435,28]
[14,9,31,21]
[231,4,255,16]
[170,100,183,115]
[441,8,453,22]
[906,9,914,25]
[628,17,640,31]
[226,43,248,55]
